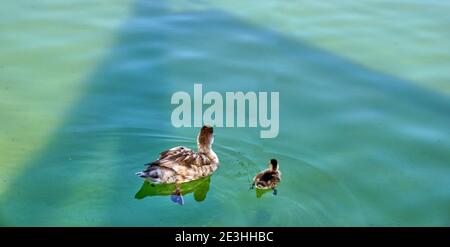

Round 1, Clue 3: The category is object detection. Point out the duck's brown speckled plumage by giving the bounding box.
[252,159,281,190]
[137,125,219,184]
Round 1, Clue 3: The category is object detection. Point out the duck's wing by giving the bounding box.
[153,146,212,170]
[252,172,263,182]
[159,146,193,160]
[252,169,269,182]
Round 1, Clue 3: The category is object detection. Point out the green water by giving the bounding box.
[1,0,450,226]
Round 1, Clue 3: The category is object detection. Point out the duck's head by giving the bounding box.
[269,159,278,171]
[197,125,214,151]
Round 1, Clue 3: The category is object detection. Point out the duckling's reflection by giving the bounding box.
[135,176,211,205]
[255,188,274,198]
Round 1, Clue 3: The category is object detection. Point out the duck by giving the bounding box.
[136,125,219,204]
[251,159,281,195]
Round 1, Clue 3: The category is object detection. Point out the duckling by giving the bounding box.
[251,159,281,195]
[136,125,219,204]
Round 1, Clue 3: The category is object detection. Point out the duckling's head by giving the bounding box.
[198,125,214,151]
[269,159,278,171]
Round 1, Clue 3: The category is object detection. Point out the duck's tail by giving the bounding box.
[135,171,150,178]
[135,166,161,179]
[256,180,268,188]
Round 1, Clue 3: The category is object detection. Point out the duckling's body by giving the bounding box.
[251,159,281,195]
[136,125,219,185]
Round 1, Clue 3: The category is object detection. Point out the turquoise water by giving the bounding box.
[1,0,450,226]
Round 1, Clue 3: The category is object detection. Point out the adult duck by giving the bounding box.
[136,125,219,204]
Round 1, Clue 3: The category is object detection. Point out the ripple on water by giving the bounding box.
[210,141,365,226]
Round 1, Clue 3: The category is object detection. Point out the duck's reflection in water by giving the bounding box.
[135,176,211,205]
